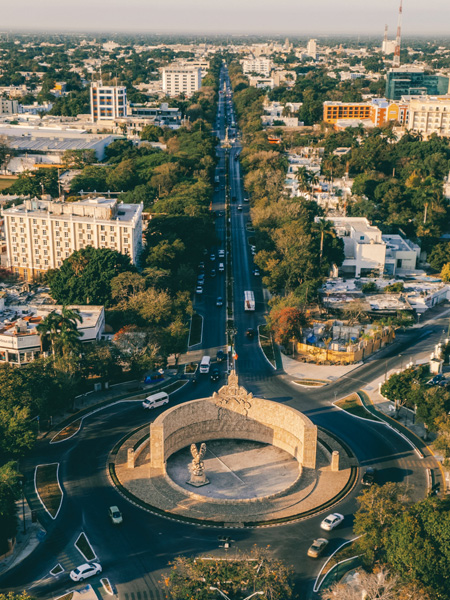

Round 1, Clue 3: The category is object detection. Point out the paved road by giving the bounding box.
[0,65,443,600]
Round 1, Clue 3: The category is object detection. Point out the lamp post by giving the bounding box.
[209,588,264,600]
[20,478,26,534]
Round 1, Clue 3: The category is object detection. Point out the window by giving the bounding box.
[110,226,114,231]
[32,219,36,224]
[87,234,92,240]
[87,224,91,230]
[101,236,105,241]
[55,221,59,226]
[56,241,60,247]
[33,229,37,234]
[44,260,48,266]
[65,242,69,248]
[64,222,68,228]
[64,232,68,238]
[100,225,105,231]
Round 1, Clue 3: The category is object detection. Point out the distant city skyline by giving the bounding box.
[2,0,450,36]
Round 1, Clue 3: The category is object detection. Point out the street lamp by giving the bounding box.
[20,478,26,534]
[209,588,264,600]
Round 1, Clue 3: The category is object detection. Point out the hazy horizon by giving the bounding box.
[2,0,450,37]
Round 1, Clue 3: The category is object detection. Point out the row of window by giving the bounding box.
[9,218,130,234]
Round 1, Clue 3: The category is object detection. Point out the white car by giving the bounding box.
[196,286,203,294]
[218,262,225,272]
[320,513,344,531]
[70,562,102,582]
[218,249,225,258]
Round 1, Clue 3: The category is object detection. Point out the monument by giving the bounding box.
[187,442,209,487]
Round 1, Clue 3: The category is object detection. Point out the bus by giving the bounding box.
[244,291,255,311]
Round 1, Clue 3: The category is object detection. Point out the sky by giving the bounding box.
[2,0,449,36]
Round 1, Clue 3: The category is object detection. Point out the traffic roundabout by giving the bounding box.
[110,372,359,527]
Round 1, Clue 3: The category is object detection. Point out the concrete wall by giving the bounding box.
[150,378,317,472]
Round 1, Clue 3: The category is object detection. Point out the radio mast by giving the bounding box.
[393,0,403,68]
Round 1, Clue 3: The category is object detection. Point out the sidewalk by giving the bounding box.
[281,353,361,382]
[0,498,45,576]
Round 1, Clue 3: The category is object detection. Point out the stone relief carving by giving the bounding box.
[213,370,253,418]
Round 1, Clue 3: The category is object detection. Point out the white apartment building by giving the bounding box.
[261,102,300,127]
[406,95,450,137]
[90,81,127,122]
[242,58,273,76]
[307,39,318,59]
[2,197,143,281]
[0,299,105,365]
[162,66,202,98]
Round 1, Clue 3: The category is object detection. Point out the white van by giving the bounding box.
[199,355,211,373]
[142,391,169,409]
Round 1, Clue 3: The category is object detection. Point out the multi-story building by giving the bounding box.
[128,102,182,128]
[242,58,273,76]
[0,300,105,366]
[385,68,449,101]
[162,66,202,98]
[2,197,143,281]
[90,81,127,122]
[306,39,318,59]
[323,98,408,127]
[406,95,450,137]
[0,99,19,115]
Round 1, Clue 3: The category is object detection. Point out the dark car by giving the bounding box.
[210,369,220,382]
[216,350,225,363]
[362,467,377,486]
[246,328,255,339]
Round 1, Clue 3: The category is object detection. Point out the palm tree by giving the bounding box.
[36,311,61,356]
[315,218,336,265]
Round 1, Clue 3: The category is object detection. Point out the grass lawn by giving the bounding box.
[75,532,96,561]
[188,313,203,346]
[162,380,186,394]
[51,419,81,443]
[258,325,276,368]
[35,464,62,518]
[294,379,327,387]
[336,393,380,421]
[0,178,17,191]
[101,578,114,595]
[55,593,73,600]
[50,564,64,576]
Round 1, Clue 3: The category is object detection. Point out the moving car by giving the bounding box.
[237,205,243,211]
[362,467,377,486]
[218,263,225,272]
[320,513,344,531]
[142,392,169,409]
[196,285,203,294]
[108,506,123,525]
[210,269,216,278]
[210,368,220,382]
[253,268,260,276]
[218,249,225,258]
[216,297,223,307]
[307,538,329,558]
[210,253,216,261]
[198,261,205,270]
[216,349,225,362]
[246,328,255,339]
[70,562,102,582]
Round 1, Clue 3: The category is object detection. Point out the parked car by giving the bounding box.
[196,285,203,295]
[362,467,377,486]
[307,538,329,558]
[108,506,123,525]
[210,368,220,382]
[216,350,225,362]
[70,563,102,582]
[216,297,223,307]
[246,328,255,339]
[320,513,344,531]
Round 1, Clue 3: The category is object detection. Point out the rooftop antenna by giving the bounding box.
[384,24,388,44]
[393,0,403,68]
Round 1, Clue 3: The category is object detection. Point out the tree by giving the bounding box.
[440,262,450,283]
[416,386,450,434]
[267,303,310,348]
[110,272,146,303]
[0,594,36,600]
[141,124,163,142]
[314,218,335,265]
[163,546,293,600]
[47,247,135,306]
[354,483,409,564]
[0,462,21,554]
[428,243,450,272]
[434,415,450,463]
[61,149,96,169]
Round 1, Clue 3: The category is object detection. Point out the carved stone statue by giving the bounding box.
[187,442,209,487]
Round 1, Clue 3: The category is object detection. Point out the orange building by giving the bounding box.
[323,99,407,127]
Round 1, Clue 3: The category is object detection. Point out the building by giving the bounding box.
[324,217,386,278]
[261,101,300,127]
[90,81,127,122]
[323,98,407,127]
[2,197,143,281]
[383,234,420,275]
[385,68,449,101]
[0,125,117,161]
[242,58,272,76]
[162,65,202,98]
[382,39,398,55]
[406,95,450,137]
[128,102,182,128]
[0,99,19,115]
[306,39,318,59]
[0,299,104,365]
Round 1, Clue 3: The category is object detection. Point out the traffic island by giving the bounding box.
[109,373,357,527]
